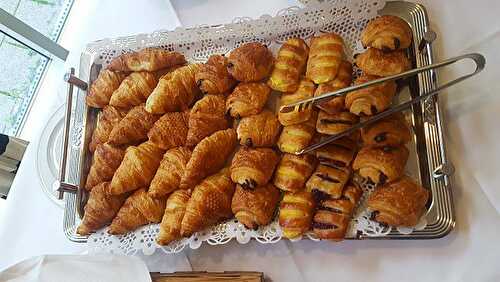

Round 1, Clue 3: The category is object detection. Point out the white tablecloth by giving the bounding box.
[1,0,500,281]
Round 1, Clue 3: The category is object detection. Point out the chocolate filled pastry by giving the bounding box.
[316,110,359,141]
[306,164,351,199]
[226,82,271,118]
[186,95,228,146]
[355,48,411,77]
[230,147,280,189]
[231,183,281,230]
[277,111,317,154]
[345,74,397,116]
[237,110,282,147]
[353,145,409,185]
[227,42,274,82]
[148,111,189,150]
[279,191,315,239]
[268,38,309,92]
[361,15,412,51]
[273,153,317,193]
[314,60,353,114]
[312,184,363,240]
[306,33,344,84]
[367,176,429,227]
[361,112,411,147]
[315,137,357,170]
[195,54,237,95]
[278,78,316,126]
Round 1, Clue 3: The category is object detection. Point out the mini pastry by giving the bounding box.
[273,153,317,193]
[314,60,353,114]
[268,38,309,92]
[355,48,411,77]
[352,145,409,185]
[157,189,191,245]
[315,137,357,170]
[227,42,274,82]
[88,105,127,152]
[316,110,359,140]
[361,112,411,147]
[148,111,190,150]
[306,33,344,84]
[361,15,412,51]
[85,143,125,190]
[345,74,397,116]
[230,147,280,189]
[367,176,429,227]
[306,164,351,199]
[108,48,186,72]
[107,104,160,146]
[149,147,192,199]
[226,82,271,119]
[186,95,228,146]
[237,110,281,147]
[278,78,316,126]
[231,183,281,230]
[86,69,127,108]
[195,54,237,95]
[277,111,317,154]
[108,72,158,109]
[279,191,315,239]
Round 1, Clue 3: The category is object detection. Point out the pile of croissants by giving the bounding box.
[77,15,429,245]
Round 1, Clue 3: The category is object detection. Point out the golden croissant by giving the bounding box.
[157,189,191,245]
[148,111,190,150]
[149,147,192,199]
[361,15,412,51]
[108,104,160,146]
[85,143,125,190]
[86,69,127,108]
[109,71,158,109]
[88,105,127,152]
[195,54,236,95]
[186,95,228,146]
[306,33,344,84]
[268,38,309,92]
[108,48,186,72]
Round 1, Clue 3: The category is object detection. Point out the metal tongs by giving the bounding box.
[279,53,486,155]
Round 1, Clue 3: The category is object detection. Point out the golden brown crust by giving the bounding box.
[226,82,271,118]
[230,147,280,189]
[315,137,357,170]
[109,72,158,109]
[227,42,274,82]
[108,48,186,72]
[108,104,160,146]
[195,54,237,95]
[277,111,317,154]
[186,95,228,146]
[157,189,191,245]
[86,70,128,108]
[85,143,125,190]
[278,78,316,126]
[237,110,282,147]
[273,153,317,193]
[231,183,281,230]
[89,106,127,152]
[314,60,352,114]
[279,191,315,239]
[361,113,411,147]
[316,110,359,139]
[353,145,409,185]
[361,15,412,51]
[306,33,344,84]
[355,48,411,77]
[268,38,309,92]
[149,147,192,199]
[148,111,190,150]
[180,129,237,190]
[367,176,429,227]
[306,164,351,199]
[345,74,397,116]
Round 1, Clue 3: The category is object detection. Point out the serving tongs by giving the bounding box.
[279,53,486,155]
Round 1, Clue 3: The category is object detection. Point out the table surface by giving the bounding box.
[1,0,500,281]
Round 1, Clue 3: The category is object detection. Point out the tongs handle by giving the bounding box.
[291,53,485,155]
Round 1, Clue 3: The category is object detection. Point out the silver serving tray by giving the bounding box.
[61,1,455,243]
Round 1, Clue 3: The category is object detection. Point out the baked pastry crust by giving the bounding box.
[186,95,228,146]
[237,110,282,147]
[268,38,309,92]
[108,104,160,146]
[306,33,344,84]
[353,145,409,185]
[306,164,351,199]
[314,60,352,114]
[148,111,190,150]
[361,112,411,147]
[86,70,128,108]
[345,74,397,116]
[278,78,316,126]
[226,82,271,119]
[89,105,127,152]
[195,54,237,95]
[227,42,274,82]
[361,15,412,51]
[355,48,411,77]
[149,146,192,199]
[85,143,125,190]
[157,189,191,245]
[108,48,186,72]
[273,153,317,193]
[109,71,160,109]
[230,147,280,189]
[279,191,315,239]
[277,111,317,154]
[316,110,359,140]
[315,137,357,170]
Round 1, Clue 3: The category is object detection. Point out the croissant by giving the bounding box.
[231,183,281,230]
[312,184,363,240]
[277,111,317,154]
[230,147,280,189]
[86,70,127,108]
[148,111,190,150]
[180,168,235,236]
[361,15,412,51]
[345,74,397,116]
[109,72,158,109]
[226,82,271,119]
[314,60,352,114]
[367,176,429,227]
[108,48,186,72]
[353,145,409,185]
[227,42,274,82]
[355,48,411,77]
[186,95,228,146]
[157,189,191,245]
[85,143,125,190]
[306,33,344,84]
[109,141,164,195]
[278,78,316,126]
[273,153,317,193]
[195,54,236,95]
[145,64,202,114]
[237,110,281,147]
[279,191,315,239]
[88,106,127,152]
[315,137,357,170]
[180,129,237,190]
[108,188,166,235]
[268,38,309,92]
[149,147,192,199]
[316,110,359,141]
[77,182,127,235]
[108,104,160,146]
[306,164,351,200]
[361,113,411,147]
